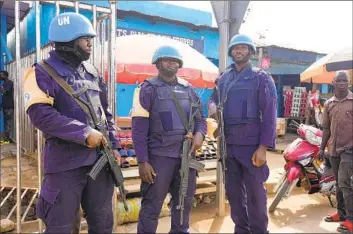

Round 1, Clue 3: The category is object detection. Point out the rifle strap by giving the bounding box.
[37,61,91,118]
[167,86,190,132]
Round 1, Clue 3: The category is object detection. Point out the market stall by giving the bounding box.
[115,117,220,196]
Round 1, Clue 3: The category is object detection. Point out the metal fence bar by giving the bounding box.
[74,0,79,13]
[6,2,114,232]
[37,0,111,13]
[92,4,98,68]
[21,190,39,222]
[14,1,22,232]
[0,187,16,207]
[55,1,60,15]
[100,19,106,75]
[108,1,116,115]
[108,2,117,231]
[6,189,28,220]
[212,1,230,218]
[35,1,44,232]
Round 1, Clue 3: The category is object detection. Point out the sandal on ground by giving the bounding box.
[325,212,345,222]
[337,220,353,233]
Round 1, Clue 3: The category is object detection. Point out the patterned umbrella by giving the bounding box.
[301,47,352,84]
[325,47,352,71]
[103,34,218,88]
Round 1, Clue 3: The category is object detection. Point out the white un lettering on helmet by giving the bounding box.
[58,16,70,26]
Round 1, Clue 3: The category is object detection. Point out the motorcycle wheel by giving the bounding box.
[269,179,291,213]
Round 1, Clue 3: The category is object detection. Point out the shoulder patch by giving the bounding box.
[177,77,189,87]
[252,67,261,73]
[130,86,150,118]
[82,62,99,78]
[23,67,54,111]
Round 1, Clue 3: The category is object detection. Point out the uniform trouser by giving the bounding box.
[330,156,346,220]
[137,155,197,234]
[225,153,270,234]
[36,166,114,233]
[3,108,13,141]
[335,151,353,221]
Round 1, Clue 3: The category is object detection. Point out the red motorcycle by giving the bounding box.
[269,121,336,213]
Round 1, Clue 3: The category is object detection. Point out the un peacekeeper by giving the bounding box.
[23,12,120,233]
[208,34,277,234]
[131,45,207,233]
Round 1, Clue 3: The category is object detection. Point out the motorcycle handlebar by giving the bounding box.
[289,120,300,129]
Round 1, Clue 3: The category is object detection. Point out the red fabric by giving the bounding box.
[340,220,353,232]
[103,63,218,88]
[328,212,342,222]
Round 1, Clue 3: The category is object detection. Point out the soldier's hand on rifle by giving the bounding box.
[86,129,106,148]
[189,132,204,154]
[139,162,156,184]
[252,145,267,167]
[113,149,121,165]
[213,127,220,138]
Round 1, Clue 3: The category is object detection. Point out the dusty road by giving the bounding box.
[4,133,341,233]
[117,192,339,233]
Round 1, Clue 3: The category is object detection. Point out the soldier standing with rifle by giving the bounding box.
[24,12,122,233]
[131,45,206,234]
[208,34,277,234]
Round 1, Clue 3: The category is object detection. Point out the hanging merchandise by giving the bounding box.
[283,87,308,118]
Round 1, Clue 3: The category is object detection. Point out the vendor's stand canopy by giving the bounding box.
[301,47,352,84]
[106,34,219,88]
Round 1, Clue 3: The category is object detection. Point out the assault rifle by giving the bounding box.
[37,62,128,212]
[216,82,227,184]
[177,103,205,225]
[73,86,129,212]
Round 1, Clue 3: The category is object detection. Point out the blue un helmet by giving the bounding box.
[227,34,256,57]
[152,45,183,68]
[49,12,96,42]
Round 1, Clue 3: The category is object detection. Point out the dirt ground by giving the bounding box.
[4,133,329,233]
[114,192,338,233]
[0,133,298,189]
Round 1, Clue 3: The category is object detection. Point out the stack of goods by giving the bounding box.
[299,90,308,117]
[283,89,294,117]
[283,87,308,118]
[116,128,219,168]
[196,136,217,161]
[117,130,138,168]
[276,118,286,136]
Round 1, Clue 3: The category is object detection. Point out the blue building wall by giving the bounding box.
[116,83,213,117]
[81,1,213,27]
[0,8,8,69]
[0,80,4,136]
[5,2,219,117]
[3,1,326,118]
[269,47,320,64]
[6,2,219,60]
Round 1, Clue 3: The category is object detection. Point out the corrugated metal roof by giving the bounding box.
[267,62,309,75]
[80,0,213,27]
[0,1,31,33]
[117,9,219,32]
[256,43,327,56]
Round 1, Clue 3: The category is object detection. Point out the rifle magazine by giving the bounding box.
[88,156,109,180]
